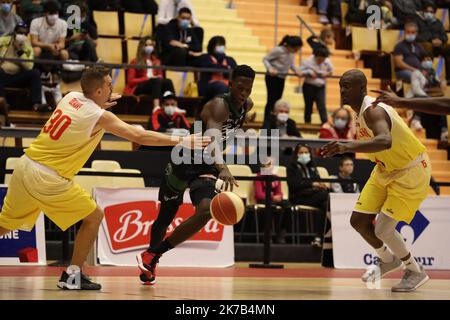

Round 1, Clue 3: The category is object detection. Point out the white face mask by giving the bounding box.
[260,165,274,175]
[277,113,289,123]
[14,34,27,45]
[144,45,154,55]
[334,118,348,130]
[297,153,311,165]
[46,14,59,25]
[164,105,177,116]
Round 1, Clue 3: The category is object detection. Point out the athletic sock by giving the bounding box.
[403,254,421,273]
[147,239,174,255]
[375,244,394,263]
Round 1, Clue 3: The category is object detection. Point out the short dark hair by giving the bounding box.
[43,0,60,13]
[404,21,418,31]
[231,64,255,81]
[339,156,354,167]
[279,35,303,48]
[14,22,29,34]
[178,7,192,16]
[81,66,111,95]
[313,46,330,58]
[207,36,226,54]
[422,1,436,11]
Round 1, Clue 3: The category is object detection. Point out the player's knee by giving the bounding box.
[196,199,212,221]
[374,223,393,241]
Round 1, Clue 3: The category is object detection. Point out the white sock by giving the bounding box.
[403,255,421,273]
[66,265,81,275]
[375,244,394,263]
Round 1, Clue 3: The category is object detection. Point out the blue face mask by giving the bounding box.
[422,60,433,69]
[215,45,225,54]
[1,3,12,13]
[179,19,190,29]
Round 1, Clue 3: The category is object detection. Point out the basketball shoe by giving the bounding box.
[57,267,101,290]
[136,251,161,285]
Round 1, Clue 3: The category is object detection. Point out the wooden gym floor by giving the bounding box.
[0,263,449,300]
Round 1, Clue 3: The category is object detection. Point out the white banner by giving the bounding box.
[94,187,235,267]
[0,185,47,265]
[330,193,450,270]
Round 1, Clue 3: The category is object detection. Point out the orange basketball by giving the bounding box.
[210,192,245,225]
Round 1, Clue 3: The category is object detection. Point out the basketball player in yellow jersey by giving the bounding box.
[0,66,210,290]
[321,69,431,292]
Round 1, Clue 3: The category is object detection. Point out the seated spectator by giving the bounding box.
[149,91,190,133]
[160,7,202,66]
[262,35,303,127]
[416,1,450,80]
[346,0,370,25]
[331,156,360,193]
[197,36,237,103]
[392,0,423,26]
[0,23,49,111]
[255,157,292,244]
[30,0,68,62]
[287,144,329,247]
[394,21,427,83]
[317,0,341,25]
[265,100,301,137]
[301,45,333,124]
[124,36,175,110]
[157,0,199,26]
[0,0,22,36]
[319,107,356,139]
[19,0,44,25]
[121,0,158,14]
[87,0,120,11]
[378,0,398,29]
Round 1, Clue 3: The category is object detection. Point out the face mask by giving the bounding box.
[405,34,416,42]
[1,3,12,13]
[422,60,433,69]
[14,34,27,45]
[424,12,435,21]
[46,14,59,25]
[215,45,225,54]
[164,106,177,116]
[144,45,154,55]
[297,153,311,165]
[179,19,190,29]
[334,118,348,130]
[277,113,289,123]
[260,165,274,175]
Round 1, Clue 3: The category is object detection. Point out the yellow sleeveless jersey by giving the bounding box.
[25,92,105,179]
[355,95,426,172]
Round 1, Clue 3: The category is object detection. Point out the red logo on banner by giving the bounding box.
[103,201,224,253]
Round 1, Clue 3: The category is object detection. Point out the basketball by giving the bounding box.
[210,192,245,225]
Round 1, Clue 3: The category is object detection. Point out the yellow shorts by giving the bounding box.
[0,155,97,231]
[354,153,431,224]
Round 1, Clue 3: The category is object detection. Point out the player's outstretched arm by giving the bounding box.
[96,111,210,148]
[321,106,392,157]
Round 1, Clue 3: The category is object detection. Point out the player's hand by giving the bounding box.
[320,141,348,157]
[268,68,278,76]
[180,133,211,149]
[218,166,239,192]
[104,93,122,109]
[370,88,401,107]
[245,111,257,123]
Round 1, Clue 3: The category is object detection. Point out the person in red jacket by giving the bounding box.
[319,107,356,140]
[149,91,190,132]
[254,158,292,244]
[124,36,175,110]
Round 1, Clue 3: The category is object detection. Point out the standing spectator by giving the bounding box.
[317,0,341,25]
[157,0,199,26]
[197,36,237,103]
[0,23,49,111]
[19,0,44,25]
[331,156,360,193]
[301,45,333,124]
[124,36,175,110]
[393,21,427,83]
[287,144,329,247]
[121,0,158,14]
[160,7,202,66]
[265,100,302,137]
[0,0,22,36]
[416,2,450,80]
[149,91,190,133]
[392,0,423,26]
[319,107,356,139]
[262,35,303,127]
[254,157,292,244]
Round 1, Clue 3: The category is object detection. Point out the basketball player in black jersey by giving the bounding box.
[137,65,255,285]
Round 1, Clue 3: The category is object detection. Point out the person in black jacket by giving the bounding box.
[265,99,301,137]
[287,144,329,247]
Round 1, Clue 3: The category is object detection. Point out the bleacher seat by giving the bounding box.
[352,27,378,52]
[124,13,153,38]
[93,11,120,36]
[112,169,145,188]
[380,29,401,53]
[126,39,140,62]
[97,38,123,64]
[91,160,121,171]
[166,71,196,96]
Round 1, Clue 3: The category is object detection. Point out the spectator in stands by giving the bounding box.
[331,156,360,193]
[0,23,49,111]
[301,45,333,124]
[416,1,450,80]
[160,7,202,66]
[197,36,237,103]
[19,0,44,25]
[149,91,190,133]
[378,0,399,29]
[319,107,356,139]
[392,0,423,26]
[317,0,341,25]
[0,0,22,36]
[157,0,199,26]
[30,0,68,61]
[307,28,335,54]
[262,35,303,128]
[265,99,301,137]
[287,143,329,247]
[87,0,120,11]
[394,21,427,83]
[255,157,292,244]
[124,36,175,110]
[345,0,370,25]
[121,0,158,14]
